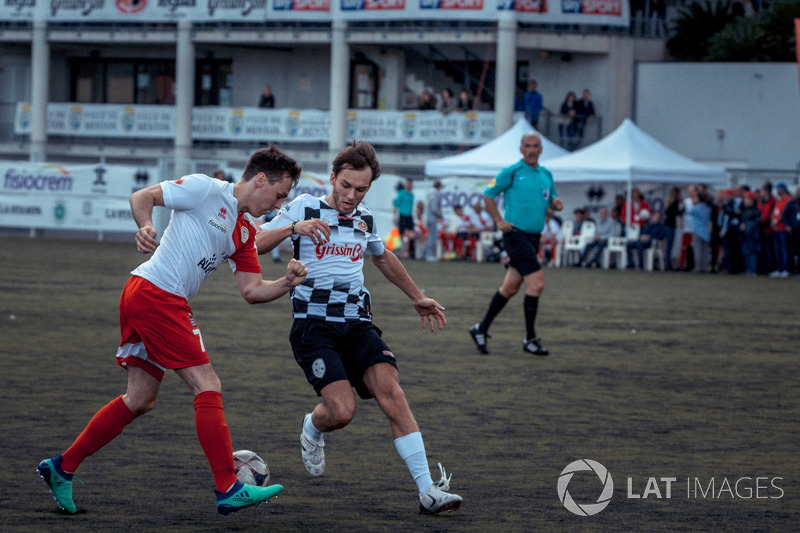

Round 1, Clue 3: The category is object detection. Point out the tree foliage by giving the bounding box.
[667,0,800,62]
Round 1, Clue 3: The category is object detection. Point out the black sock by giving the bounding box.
[479,291,509,332]
[524,295,539,340]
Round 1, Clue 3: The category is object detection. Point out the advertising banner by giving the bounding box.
[0,0,627,24]
[15,103,498,146]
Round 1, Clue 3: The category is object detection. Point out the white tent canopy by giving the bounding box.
[424,117,568,178]
[545,119,727,185]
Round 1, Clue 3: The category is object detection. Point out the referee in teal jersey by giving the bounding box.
[469,132,564,356]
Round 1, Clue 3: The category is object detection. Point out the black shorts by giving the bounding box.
[289,319,397,400]
[398,215,414,234]
[502,229,543,276]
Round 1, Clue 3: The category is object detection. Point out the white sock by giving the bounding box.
[303,413,323,443]
[394,432,434,495]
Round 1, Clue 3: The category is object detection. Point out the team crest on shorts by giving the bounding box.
[312,358,326,379]
[240,225,249,243]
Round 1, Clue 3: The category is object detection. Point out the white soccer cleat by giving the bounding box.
[300,413,325,477]
[419,463,463,514]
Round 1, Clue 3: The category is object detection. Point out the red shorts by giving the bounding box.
[115,276,210,381]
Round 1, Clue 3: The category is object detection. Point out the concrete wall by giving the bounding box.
[635,63,800,171]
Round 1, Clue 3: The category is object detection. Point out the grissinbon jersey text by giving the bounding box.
[264,194,385,322]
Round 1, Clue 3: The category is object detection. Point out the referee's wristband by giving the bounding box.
[291,221,297,235]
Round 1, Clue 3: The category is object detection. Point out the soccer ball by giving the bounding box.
[233,449,270,486]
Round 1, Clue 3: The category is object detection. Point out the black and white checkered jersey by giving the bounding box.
[265,194,386,322]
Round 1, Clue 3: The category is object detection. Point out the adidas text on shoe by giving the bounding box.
[215,480,284,516]
[523,338,549,356]
[37,456,77,514]
[419,463,463,515]
[468,323,490,354]
[300,414,325,477]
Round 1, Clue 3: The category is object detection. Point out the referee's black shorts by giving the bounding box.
[398,214,414,234]
[502,228,543,277]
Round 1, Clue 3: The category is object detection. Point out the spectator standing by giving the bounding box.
[393,179,416,260]
[558,91,579,150]
[574,89,596,145]
[687,185,712,273]
[258,85,275,108]
[523,80,544,128]
[621,187,652,228]
[780,185,800,275]
[663,187,684,270]
[418,90,437,110]
[679,188,695,271]
[739,191,761,275]
[456,90,473,112]
[423,180,443,261]
[768,183,791,277]
[756,182,776,274]
[437,88,457,115]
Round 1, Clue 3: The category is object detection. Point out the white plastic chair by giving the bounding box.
[602,236,628,269]
[553,220,573,268]
[644,239,666,272]
[560,221,596,266]
[475,230,501,263]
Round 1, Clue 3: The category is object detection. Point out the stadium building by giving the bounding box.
[0,1,668,178]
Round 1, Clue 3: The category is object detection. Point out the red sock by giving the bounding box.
[194,391,237,493]
[61,396,137,473]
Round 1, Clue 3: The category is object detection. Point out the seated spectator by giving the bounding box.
[540,208,563,266]
[452,204,478,260]
[579,206,621,267]
[626,210,668,270]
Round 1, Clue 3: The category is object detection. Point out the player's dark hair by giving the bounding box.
[243,145,301,186]
[332,140,381,182]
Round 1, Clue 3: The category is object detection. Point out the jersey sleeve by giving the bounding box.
[364,210,386,256]
[227,217,262,274]
[483,166,514,199]
[160,174,213,211]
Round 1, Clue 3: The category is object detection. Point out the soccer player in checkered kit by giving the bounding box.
[37,147,308,516]
[256,141,463,515]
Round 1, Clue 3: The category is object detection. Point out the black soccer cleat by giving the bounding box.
[468,324,490,354]
[523,338,549,356]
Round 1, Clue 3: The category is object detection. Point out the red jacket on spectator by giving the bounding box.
[771,196,790,232]
[757,196,775,234]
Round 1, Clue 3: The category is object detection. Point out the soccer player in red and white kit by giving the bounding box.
[37,147,308,516]
[255,141,463,515]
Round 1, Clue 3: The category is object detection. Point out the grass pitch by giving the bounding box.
[0,236,797,532]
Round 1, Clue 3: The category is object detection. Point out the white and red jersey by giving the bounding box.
[132,174,261,300]
[263,194,385,322]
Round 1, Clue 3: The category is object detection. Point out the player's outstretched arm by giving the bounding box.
[370,251,446,331]
[130,184,165,254]
[235,259,308,304]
